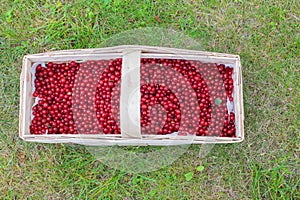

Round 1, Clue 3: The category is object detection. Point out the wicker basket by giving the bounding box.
[19,45,244,145]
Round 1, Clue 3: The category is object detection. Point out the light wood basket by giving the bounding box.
[19,45,244,146]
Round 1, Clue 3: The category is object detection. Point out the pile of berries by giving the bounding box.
[30,58,236,137]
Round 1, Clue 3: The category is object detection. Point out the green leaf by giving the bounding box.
[103,0,112,5]
[88,11,94,19]
[184,171,194,181]
[173,174,177,180]
[196,166,204,172]
[56,1,62,8]
[214,98,222,106]
[149,190,156,196]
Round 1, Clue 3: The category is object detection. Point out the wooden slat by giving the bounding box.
[26,45,239,58]
[141,53,237,64]
[21,133,239,141]
[22,136,243,145]
[26,53,122,62]
[20,56,33,138]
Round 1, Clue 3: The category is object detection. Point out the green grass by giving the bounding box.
[0,0,299,199]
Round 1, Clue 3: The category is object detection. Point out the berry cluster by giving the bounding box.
[30,58,236,137]
[94,59,122,134]
[195,62,236,137]
[216,64,236,136]
[30,61,79,134]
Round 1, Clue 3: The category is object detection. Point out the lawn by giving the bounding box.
[0,0,299,199]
